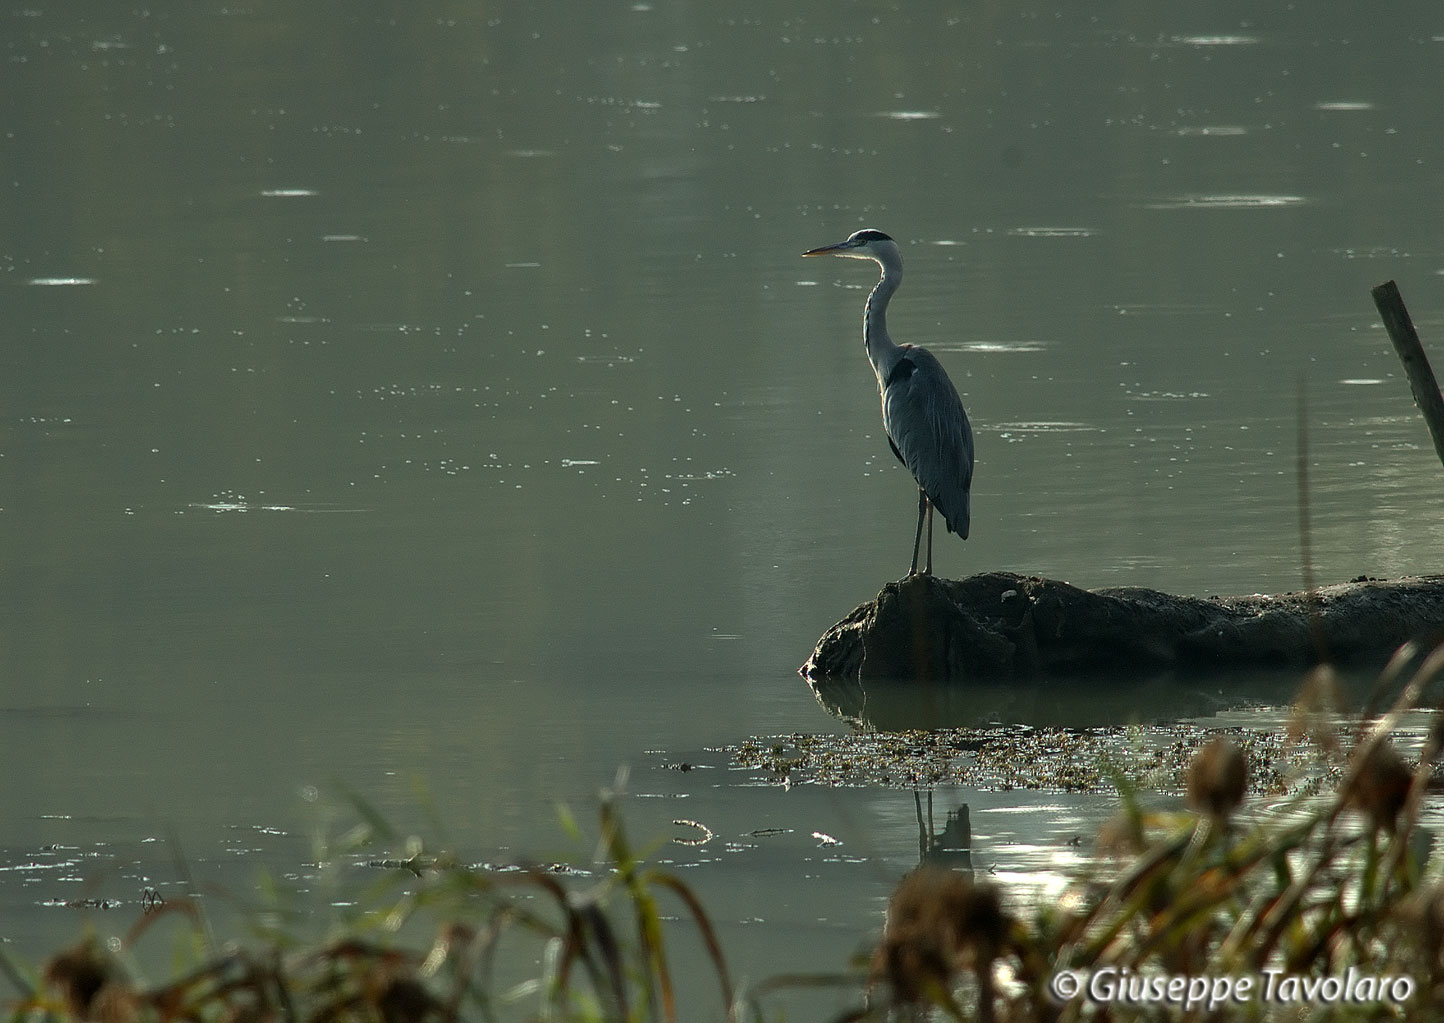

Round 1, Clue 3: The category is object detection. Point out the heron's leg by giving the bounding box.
[925,500,935,575]
[909,489,927,576]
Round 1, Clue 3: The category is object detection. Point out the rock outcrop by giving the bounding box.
[800,573,1444,684]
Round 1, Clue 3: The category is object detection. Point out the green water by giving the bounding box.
[6,1,1444,1009]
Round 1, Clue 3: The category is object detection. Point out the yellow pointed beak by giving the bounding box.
[802,241,851,257]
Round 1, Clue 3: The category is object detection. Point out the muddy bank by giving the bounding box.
[800,573,1444,685]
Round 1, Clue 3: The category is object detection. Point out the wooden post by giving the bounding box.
[1372,279,1444,472]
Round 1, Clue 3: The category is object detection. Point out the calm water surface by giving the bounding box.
[6,0,1444,1008]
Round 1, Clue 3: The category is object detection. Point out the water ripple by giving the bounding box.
[877,110,939,121]
[1173,125,1248,136]
[1146,194,1307,210]
[1171,34,1260,46]
[1007,226,1096,238]
[931,341,1048,354]
[993,421,1100,433]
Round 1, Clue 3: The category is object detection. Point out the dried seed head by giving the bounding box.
[871,923,953,1005]
[1095,810,1148,858]
[375,975,439,1023]
[1402,882,1444,971]
[872,868,962,1002]
[1186,736,1249,819]
[1347,740,1413,831]
[870,866,1008,1004]
[1288,665,1345,757]
[942,878,1008,963]
[44,942,120,1021]
[90,984,140,1023]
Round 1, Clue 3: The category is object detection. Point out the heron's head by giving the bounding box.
[802,229,900,266]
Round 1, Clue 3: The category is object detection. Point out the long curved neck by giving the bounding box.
[863,260,905,383]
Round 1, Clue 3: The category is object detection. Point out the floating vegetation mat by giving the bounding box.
[728,721,1354,796]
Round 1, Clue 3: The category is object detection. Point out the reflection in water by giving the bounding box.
[916,791,973,877]
[808,667,1311,731]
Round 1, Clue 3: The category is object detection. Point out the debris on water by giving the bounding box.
[41,897,123,910]
[366,854,443,877]
[672,819,714,846]
[729,723,1341,797]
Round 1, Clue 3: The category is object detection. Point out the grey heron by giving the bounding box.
[803,229,975,576]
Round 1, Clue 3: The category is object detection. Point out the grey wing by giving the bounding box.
[881,346,975,539]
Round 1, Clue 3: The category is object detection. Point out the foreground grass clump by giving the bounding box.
[5,780,735,1023]
[7,649,1444,1022]
[854,654,1444,1021]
